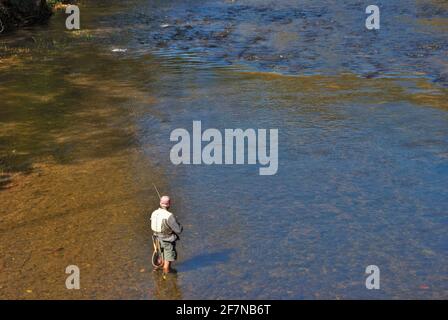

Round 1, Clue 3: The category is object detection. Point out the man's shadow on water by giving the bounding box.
[177,249,234,272]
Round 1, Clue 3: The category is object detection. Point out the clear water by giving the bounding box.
[0,0,447,299]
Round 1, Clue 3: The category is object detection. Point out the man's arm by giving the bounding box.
[167,214,183,235]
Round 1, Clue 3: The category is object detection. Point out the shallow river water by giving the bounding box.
[0,0,447,299]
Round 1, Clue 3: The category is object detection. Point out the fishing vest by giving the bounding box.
[151,208,173,235]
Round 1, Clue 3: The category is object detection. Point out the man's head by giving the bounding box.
[160,195,171,209]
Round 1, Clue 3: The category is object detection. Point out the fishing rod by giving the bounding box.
[152,183,161,199]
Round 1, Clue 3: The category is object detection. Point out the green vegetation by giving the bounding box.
[46,0,61,7]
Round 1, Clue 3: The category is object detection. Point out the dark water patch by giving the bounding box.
[97,0,446,86]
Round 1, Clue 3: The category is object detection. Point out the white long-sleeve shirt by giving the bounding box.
[150,208,183,242]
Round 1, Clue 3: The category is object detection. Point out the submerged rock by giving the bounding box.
[0,0,52,33]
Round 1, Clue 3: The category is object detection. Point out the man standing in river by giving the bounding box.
[151,195,183,274]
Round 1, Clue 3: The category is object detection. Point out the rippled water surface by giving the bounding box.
[0,0,447,299]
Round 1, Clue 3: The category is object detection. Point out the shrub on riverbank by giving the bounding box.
[47,0,68,10]
[0,0,52,33]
